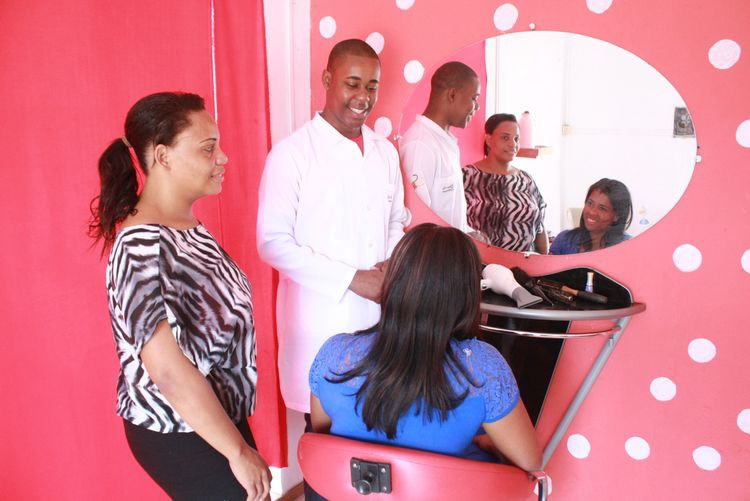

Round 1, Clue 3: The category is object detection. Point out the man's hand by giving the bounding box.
[348,268,384,303]
[468,230,491,245]
[373,260,388,273]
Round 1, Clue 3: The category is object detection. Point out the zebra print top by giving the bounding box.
[106,224,257,433]
[463,165,547,252]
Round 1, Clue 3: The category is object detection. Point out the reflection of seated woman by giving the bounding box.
[309,223,542,471]
[550,178,633,254]
[464,113,548,253]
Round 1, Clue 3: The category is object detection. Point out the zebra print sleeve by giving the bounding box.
[107,226,167,358]
[528,172,547,234]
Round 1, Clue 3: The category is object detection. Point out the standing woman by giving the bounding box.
[549,178,633,254]
[463,113,548,253]
[89,92,270,500]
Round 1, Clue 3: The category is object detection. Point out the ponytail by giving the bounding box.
[88,138,140,253]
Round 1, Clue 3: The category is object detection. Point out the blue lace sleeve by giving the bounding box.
[309,336,335,397]
[469,340,520,423]
[309,333,371,396]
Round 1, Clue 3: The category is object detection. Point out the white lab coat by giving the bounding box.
[257,113,408,412]
[399,115,470,232]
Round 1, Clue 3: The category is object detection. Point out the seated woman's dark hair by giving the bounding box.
[88,92,205,253]
[577,177,633,251]
[330,223,483,439]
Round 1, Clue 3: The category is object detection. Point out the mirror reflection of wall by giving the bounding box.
[484,31,697,242]
[399,31,698,255]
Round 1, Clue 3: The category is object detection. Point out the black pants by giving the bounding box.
[123,418,256,500]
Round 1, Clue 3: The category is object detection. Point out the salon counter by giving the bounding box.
[480,290,646,337]
[477,281,646,467]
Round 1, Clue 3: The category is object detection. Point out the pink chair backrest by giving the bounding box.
[298,433,539,500]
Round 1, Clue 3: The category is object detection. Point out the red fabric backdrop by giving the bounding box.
[211,0,286,467]
[0,1,284,499]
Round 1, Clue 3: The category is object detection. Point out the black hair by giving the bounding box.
[88,92,205,253]
[326,39,379,70]
[483,113,517,156]
[430,61,478,94]
[329,223,483,439]
[574,178,633,251]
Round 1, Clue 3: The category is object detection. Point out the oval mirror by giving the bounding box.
[397,31,698,255]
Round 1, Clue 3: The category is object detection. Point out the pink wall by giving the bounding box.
[310,0,750,499]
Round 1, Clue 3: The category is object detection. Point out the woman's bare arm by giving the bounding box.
[141,320,271,501]
[310,395,332,433]
[481,401,542,472]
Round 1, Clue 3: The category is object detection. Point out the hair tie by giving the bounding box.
[122,136,145,194]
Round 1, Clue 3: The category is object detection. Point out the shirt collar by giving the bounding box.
[312,112,377,155]
[415,114,458,143]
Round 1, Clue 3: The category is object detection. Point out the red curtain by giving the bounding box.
[0,1,283,499]
[211,0,286,467]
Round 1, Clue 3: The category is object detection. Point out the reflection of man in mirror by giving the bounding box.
[399,61,480,234]
[256,38,409,453]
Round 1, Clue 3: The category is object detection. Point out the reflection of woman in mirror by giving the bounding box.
[464,114,548,253]
[549,178,633,254]
[309,223,542,471]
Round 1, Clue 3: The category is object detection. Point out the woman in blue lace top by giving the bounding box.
[309,223,541,471]
[550,178,633,254]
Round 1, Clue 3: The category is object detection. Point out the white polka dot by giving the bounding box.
[318,16,336,39]
[494,4,519,31]
[586,0,613,14]
[736,120,750,148]
[396,0,415,9]
[624,436,650,460]
[365,32,385,54]
[374,117,393,138]
[708,39,741,70]
[742,250,750,273]
[688,338,716,363]
[650,377,676,401]
[566,434,591,459]
[403,60,425,84]
[738,409,750,434]
[673,244,702,272]
[692,446,721,471]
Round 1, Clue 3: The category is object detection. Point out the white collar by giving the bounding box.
[415,114,457,143]
[312,112,377,154]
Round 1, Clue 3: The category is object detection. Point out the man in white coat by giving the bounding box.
[257,39,408,417]
[399,61,480,234]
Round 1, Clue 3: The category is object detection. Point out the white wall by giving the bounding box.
[487,31,697,236]
[264,0,311,145]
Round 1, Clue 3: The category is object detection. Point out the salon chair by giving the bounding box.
[298,432,548,500]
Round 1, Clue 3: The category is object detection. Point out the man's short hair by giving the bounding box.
[327,39,379,70]
[430,61,478,93]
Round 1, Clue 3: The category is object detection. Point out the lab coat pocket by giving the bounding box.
[431,173,457,218]
[384,183,397,222]
[385,183,396,205]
